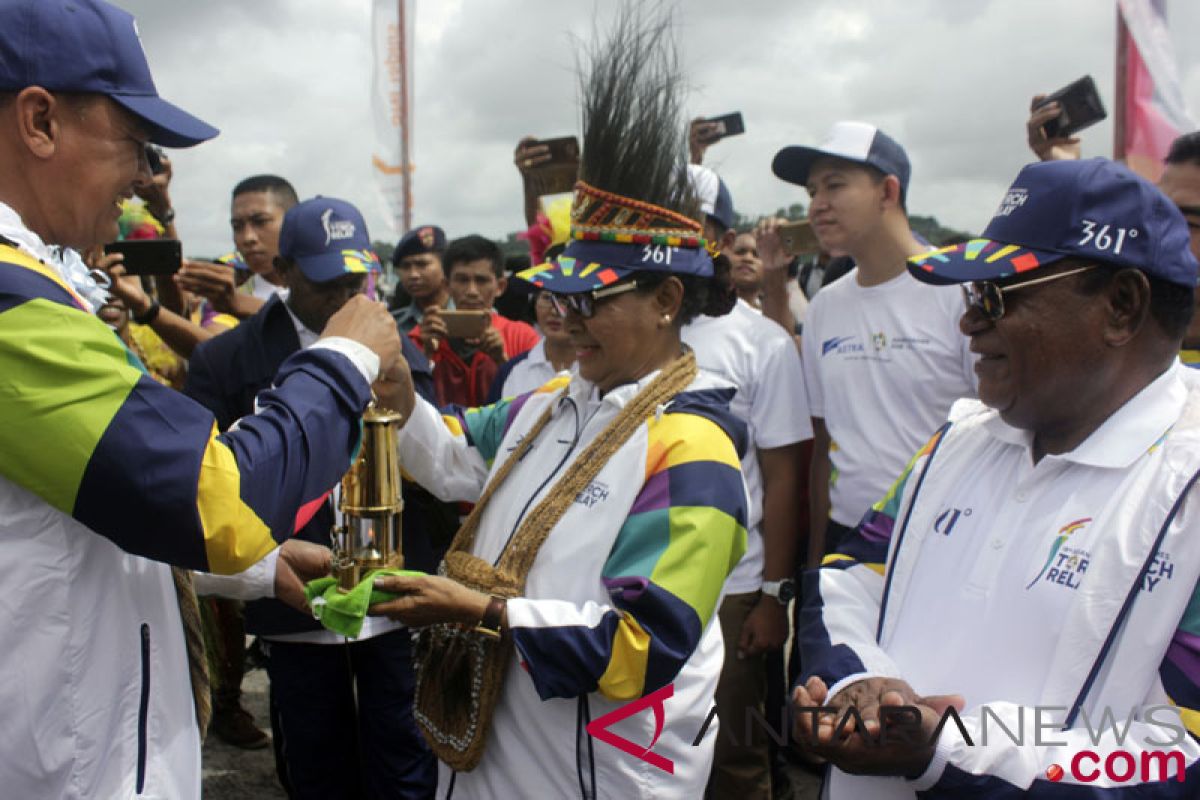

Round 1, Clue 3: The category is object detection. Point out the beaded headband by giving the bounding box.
[513,181,716,292]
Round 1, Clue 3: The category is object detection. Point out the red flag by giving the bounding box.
[1115,0,1194,182]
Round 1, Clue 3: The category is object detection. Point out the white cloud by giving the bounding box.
[112,0,1200,255]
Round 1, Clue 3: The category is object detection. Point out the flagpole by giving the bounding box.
[1113,2,1128,162]
[398,0,413,232]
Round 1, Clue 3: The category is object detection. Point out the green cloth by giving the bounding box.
[305,568,424,638]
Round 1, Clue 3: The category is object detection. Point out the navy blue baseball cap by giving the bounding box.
[773,121,911,197]
[688,165,736,231]
[279,197,381,284]
[393,225,446,264]
[0,0,218,148]
[909,159,1199,289]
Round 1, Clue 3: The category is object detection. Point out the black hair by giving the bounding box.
[1165,132,1200,167]
[443,234,504,278]
[1075,261,1194,342]
[232,174,299,209]
[630,253,737,326]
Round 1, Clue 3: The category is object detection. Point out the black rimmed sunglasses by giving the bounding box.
[962,264,1096,321]
[548,279,643,319]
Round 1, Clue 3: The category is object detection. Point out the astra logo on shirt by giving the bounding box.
[822,333,936,360]
[822,335,861,356]
[1026,517,1092,590]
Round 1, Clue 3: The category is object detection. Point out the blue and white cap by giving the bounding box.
[772,121,911,197]
[0,0,218,147]
[909,159,1199,288]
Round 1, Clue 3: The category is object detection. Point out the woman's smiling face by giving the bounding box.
[562,277,683,392]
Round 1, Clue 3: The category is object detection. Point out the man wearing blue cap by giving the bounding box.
[188,197,438,798]
[0,2,402,797]
[794,159,1200,797]
[765,122,977,568]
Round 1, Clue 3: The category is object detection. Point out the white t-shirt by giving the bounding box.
[683,300,813,594]
[801,268,976,527]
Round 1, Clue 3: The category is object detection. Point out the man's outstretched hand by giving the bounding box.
[274,540,333,613]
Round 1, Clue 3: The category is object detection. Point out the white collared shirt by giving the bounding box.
[885,361,1189,706]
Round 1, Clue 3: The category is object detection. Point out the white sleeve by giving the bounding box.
[753,332,813,449]
[193,547,279,600]
[396,395,493,503]
[310,336,381,384]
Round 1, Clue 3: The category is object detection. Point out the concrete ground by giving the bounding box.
[201,668,286,799]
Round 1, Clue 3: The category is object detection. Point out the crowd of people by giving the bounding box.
[3,1,1200,799]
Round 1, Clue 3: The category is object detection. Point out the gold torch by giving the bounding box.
[333,404,404,592]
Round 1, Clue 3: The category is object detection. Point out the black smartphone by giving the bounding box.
[526,135,580,196]
[1037,76,1107,139]
[145,144,166,175]
[702,112,745,142]
[104,239,182,275]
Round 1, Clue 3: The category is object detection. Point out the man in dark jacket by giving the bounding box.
[187,197,441,799]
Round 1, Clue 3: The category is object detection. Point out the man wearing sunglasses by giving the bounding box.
[794,158,1200,797]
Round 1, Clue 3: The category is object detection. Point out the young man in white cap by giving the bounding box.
[761,122,975,562]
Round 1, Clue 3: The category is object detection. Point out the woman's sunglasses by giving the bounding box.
[547,279,642,319]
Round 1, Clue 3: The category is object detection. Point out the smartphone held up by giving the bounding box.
[1036,75,1107,140]
[523,135,580,197]
[103,239,183,276]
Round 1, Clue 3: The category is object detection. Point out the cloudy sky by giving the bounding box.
[115,0,1200,256]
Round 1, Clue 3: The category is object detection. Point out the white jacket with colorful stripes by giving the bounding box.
[398,369,749,799]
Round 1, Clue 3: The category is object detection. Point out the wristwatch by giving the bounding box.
[474,595,507,639]
[132,299,161,326]
[761,579,796,605]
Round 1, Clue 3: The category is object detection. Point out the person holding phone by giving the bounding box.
[410,234,539,406]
